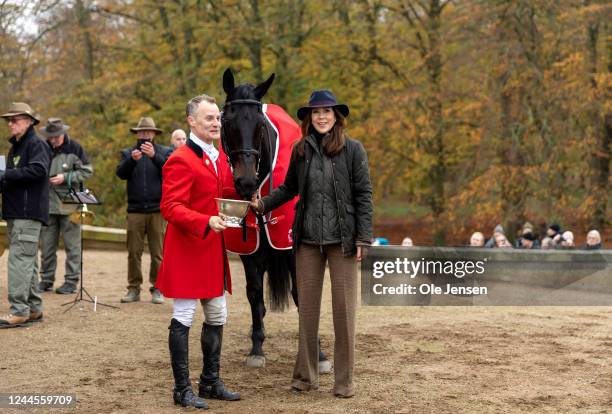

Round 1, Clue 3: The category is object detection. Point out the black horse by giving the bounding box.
[221,68,330,371]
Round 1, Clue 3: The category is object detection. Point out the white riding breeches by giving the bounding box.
[172,294,227,327]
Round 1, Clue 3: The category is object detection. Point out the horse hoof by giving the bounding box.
[246,355,266,368]
[319,360,332,374]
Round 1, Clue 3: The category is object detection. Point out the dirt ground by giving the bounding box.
[0,249,611,414]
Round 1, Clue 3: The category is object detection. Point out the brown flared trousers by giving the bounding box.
[291,243,358,397]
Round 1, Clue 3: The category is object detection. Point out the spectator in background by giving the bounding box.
[470,232,485,247]
[372,237,389,246]
[494,232,513,248]
[583,229,602,250]
[518,232,538,249]
[38,118,93,295]
[542,223,561,248]
[170,128,187,149]
[0,102,50,328]
[401,237,413,247]
[485,224,504,248]
[515,222,540,249]
[116,117,172,304]
[541,237,554,250]
[557,231,575,249]
[548,223,562,238]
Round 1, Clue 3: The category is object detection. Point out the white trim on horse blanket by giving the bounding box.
[220,103,301,254]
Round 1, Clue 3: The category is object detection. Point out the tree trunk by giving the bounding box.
[495,2,528,243]
[75,0,95,81]
[586,10,609,231]
[156,0,187,96]
[246,0,264,82]
[426,0,446,245]
[268,0,309,106]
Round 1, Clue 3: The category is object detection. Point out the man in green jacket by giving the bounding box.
[38,118,93,294]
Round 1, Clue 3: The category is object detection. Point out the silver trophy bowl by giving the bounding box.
[215,198,250,228]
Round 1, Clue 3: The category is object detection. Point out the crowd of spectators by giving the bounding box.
[388,223,605,250]
[468,223,603,250]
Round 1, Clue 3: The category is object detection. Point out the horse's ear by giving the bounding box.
[223,68,235,95]
[254,73,275,101]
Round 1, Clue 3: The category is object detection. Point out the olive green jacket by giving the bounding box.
[47,136,93,215]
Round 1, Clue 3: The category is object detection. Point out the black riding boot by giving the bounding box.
[198,323,241,401]
[169,318,208,409]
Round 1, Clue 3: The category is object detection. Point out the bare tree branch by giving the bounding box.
[91,5,153,24]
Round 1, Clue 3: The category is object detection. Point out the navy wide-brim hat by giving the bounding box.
[297,89,349,121]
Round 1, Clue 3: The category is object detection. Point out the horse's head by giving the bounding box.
[222,68,275,200]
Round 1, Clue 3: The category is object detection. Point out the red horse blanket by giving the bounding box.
[220,103,301,254]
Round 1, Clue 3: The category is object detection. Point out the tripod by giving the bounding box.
[60,189,118,312]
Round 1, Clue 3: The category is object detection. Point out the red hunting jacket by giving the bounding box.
[155,140,231,299]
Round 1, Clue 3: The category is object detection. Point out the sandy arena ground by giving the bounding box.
[0,249,611,413]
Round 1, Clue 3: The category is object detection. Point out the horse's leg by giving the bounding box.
[242,253,266,368]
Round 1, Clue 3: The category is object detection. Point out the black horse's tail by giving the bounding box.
[265,247,293,312]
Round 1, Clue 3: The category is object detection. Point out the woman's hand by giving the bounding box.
[356,245,368,262]
[249,194,263,213]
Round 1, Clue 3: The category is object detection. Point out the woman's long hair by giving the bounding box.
[296,108,346,157]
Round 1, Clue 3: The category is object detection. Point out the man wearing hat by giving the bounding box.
[0,102,51,328]
[38,118,93,294]
[116,117,171,304]
[518,232,539,249]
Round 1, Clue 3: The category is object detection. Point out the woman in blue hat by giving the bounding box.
[252,90,373,397]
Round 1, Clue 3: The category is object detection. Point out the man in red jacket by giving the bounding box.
[156,94,240,409]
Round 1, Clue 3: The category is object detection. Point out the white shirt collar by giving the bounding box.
[189,131,218,163]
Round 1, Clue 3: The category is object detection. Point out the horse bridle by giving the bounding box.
[221,99,267,178]
[221,99,274,204]
[221,98,277,235]
[221,98,281,238]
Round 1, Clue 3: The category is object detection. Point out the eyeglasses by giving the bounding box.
[5,116,29,124]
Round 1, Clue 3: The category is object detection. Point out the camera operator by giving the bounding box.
[116,117,171,304]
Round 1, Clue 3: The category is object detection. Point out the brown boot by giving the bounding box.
[0,314,30,329]
[28,311,43,323]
